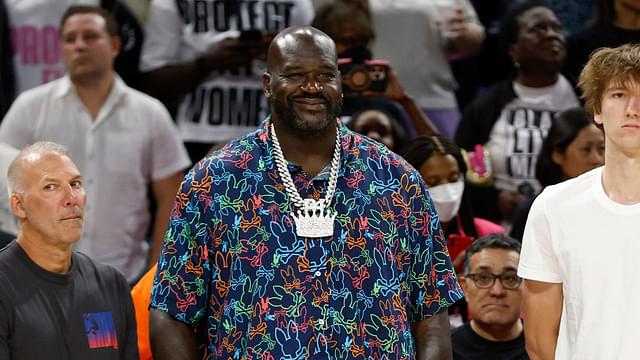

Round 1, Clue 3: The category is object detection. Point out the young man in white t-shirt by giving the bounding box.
[518,43,640,360]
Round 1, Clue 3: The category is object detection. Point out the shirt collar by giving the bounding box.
[258,117,352,181]
[53,75,74,98]
[53,73,128,103]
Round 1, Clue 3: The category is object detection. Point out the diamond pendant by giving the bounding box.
[291,198,335,238]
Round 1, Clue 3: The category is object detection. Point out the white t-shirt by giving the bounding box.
[519,166,640,359]
[0,75,192,281]
[370,0,482,110]
[486,75,579,194]
[6,0,98,94]
[140,0,314,144]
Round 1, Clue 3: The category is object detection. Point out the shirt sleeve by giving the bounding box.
[148,98,191,181]
[0,291,10,358]
[461,0,483,27]
[408,173,463,321]
[118,272,140,359]
[150,161,218,327]
[517,189,563,283]
[289,0,315,26]
[140,0,185,72]
[0,92,36,148]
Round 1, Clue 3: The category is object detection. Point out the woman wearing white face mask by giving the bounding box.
[400,135,505,325]
[400,135,504,248]
[428,178,465,224]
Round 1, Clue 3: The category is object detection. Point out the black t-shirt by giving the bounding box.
[451,322,529,360]
[0,231,12,250]
[0,241,138,359]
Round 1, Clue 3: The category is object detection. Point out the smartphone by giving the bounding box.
[338,58,389,95]
[447,234,474,270]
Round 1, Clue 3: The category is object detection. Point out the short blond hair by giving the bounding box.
[579,44,640,116]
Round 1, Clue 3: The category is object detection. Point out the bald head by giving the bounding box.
[7,141,86,249]
[7,142,72,195]
[262,26,343,136]
[266,26,337,72]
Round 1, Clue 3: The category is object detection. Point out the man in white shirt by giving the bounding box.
[1,0,142,99]
[368,0,484,138]
[518,43,640,359]
[0,5,191,282]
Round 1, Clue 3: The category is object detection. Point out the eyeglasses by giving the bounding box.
[465,272,522,290]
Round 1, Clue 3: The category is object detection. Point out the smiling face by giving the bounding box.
[11,152,86,247]
[461,248,523,331]
[263,29,342,136]
[510,6,565,72]
[594,80,640,156]
[61,12,119,84]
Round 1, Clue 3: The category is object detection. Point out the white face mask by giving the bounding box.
[428,179,465,223]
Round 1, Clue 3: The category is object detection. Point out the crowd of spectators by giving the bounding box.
[1,0,639,358]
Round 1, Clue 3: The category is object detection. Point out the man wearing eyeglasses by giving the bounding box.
[452,234,529,360]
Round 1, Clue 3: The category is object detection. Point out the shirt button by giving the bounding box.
[315,271,322,277]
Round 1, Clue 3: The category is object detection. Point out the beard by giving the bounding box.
[269,92,343,136]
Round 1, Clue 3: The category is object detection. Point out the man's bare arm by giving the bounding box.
[523,279,563,360]
[413,311,452,360]
[363,67,439,136]
[140,38,261,102]
[444,8,484,59]
[149,309,199,360]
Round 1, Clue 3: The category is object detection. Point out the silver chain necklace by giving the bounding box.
[270,120,341,238]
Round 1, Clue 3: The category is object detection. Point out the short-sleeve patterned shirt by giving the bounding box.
[151,120,463,359]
